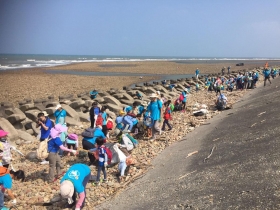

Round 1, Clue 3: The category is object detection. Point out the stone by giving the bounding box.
[45,101,59,108]
[7,113,26,125]
[45,107,56,116]
[61,104,79,121]
[106,103,123,113]
[120,99,134,106]
[18,130,35,143]
[77,112,90,122]
[19,103,35,113]
[65,116,82,127]
[26,151,37,160]
[69,100,85,110]
[0,118,19,142]
[103,96,121,106]
[25,110,41,122]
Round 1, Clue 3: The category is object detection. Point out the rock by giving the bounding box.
[103,96,122,106]
[61,104,79,121]
[77,112,90,122]
[0,118,19,142]
[120,99,134,106]
[45,101,59,108]
[18,130,35,142]
[26,151,37,160]
[65,116,82,127]
[25,110,41,122]
[7,113,26,125]
[45,107,56,116]
[69,100,85,110]
[19,103,35,113]
[106,103,122,113]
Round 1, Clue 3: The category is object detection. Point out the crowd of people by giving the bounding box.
[0,65,276,209]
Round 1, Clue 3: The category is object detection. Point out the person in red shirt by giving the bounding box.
[161,100,172,131]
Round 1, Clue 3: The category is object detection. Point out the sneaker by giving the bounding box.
[103,179,108,183]
[94,181,100,186]
[168,128,172,131]
[40,160,49,165]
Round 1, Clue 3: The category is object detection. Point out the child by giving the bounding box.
[162,101,172,131]
[0,130,12,168]
[90,137,108,186]
[196,83,200,92]
[101,106,108,137]
[65,134,78,156]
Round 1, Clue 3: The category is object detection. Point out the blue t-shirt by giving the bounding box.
[83,127,105,145]
[48,137,63,153]
[147,100,162,120]
[0,174,12,189]
[182,91,187,102]
[60,164,91,194]
[54,109,67,124]
[195,69,200,75]
[138,105,144,115]
[40,118,52,139]
[102,112,107,125]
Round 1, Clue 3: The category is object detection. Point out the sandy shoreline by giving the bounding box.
[1,60,277,105]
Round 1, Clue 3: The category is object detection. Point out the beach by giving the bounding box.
[1,60,279,105]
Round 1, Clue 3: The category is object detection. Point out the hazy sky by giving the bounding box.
[0,0,280,57]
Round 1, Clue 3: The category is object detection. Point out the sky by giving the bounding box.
[0,0,280,57]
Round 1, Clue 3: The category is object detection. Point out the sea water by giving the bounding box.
[1,54,279,70]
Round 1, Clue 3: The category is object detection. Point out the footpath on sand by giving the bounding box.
[97,77,280,210]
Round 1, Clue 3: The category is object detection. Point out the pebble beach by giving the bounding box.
[0,60,277,209]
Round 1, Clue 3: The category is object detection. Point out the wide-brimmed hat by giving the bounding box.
[68,133,78,141]
[50,124,68,138]
[55,104,62,110]
[184,88,189,92]
[60,180,74,200]
[0,130,8,138]
[141,101,148,107]
[149,93,158,98]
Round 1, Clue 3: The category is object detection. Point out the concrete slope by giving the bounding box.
[97,78,280,210]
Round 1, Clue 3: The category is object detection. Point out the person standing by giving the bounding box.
[181,88,188,111]
[227,66,231,74]
[195,68,200,79]
[89,102,100,128]
[161,101,172,131]
[101,106,108,137]
[36,112,53,165]
[54,104,67,125]
[60,163,91,210]
[263,68,272,86]
[47,124,77,183]
[147,93,163,140]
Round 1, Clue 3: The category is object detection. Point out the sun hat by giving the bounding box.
[68,133,78,141]
[141,101,148,107]
[50,124,68,138]
[149,93,158,98]
[184,88,189,92]
[60,180,74,204]
[55,104,62,110]
[0,130,8,138]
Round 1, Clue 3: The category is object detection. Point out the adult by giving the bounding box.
[54,104,67,125]
[216,93,228,110]
[60,163,91,210]
[221,67,225,76]
[181,88,188,111]
[36,112,53,165]
[89,102,100,128]
[227,66,231,74]
[82,123,106,166]
[0,167,25,210]
[147,93,163,140]
[263,68,271,86]
[47,124,77,183]
[195,68,200,79]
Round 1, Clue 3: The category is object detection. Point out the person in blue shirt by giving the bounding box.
[263,68,272,86]
[100,106,108,137]
[36,112,53,165]
[195,68,200,79]
[124,105,132,114]
[47,124,77,183]
[89,137,108,186]
[147,93,163,140]
[54,104,67,124]
[82,127,106,165]
[227,66,231,74]
[181,88,188,111]
[0,168,25,210]
[60,163,91,210]
[89,89,98,99]
[115,110,125,131]
[89,102,100,128]
[134,91,143,100]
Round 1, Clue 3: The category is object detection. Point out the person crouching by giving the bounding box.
[60,163,91,210]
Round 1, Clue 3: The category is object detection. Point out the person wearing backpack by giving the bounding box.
[162,101,172,131]
[89,102,100,128]
[82,122,106,166]
[0,167,25,210]
[47,124,77,183]
[54,104,67,125]
[89,137,108,186]
[147,93,163,141]
[36,112,53,165]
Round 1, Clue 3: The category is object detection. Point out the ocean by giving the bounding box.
[1,54,280,71]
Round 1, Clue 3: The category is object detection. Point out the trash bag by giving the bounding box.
[104,142,119,167]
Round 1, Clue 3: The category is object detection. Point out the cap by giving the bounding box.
[119,110,125,115]
[0,130,8,138]
[55,104,62,110]
[42,111,49,117]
